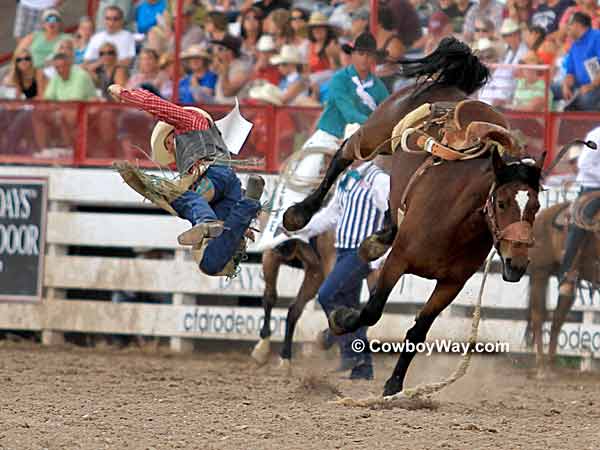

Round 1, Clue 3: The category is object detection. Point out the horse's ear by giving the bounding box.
[491,146,504,175]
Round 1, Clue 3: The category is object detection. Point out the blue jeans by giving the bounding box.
[317,248,372,367]
[170,165,260,275]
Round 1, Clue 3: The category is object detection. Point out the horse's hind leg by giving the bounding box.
[548,291,576,366]
[280,243,324,365]
[384,280,464,397]
[329,245,408,334]
[251,248,282,365]
[283,146,352,231]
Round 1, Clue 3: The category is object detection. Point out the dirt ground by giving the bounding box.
[0,340,599,450]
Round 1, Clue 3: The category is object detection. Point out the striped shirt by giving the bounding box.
[298,162,389,249]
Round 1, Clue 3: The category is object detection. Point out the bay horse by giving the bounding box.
[528,200,600,372]
[251,231,336,366]
[283,38,546,396]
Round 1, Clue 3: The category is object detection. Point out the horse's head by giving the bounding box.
[485,149,546,282]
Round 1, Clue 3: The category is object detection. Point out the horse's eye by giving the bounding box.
[497,201,506,210]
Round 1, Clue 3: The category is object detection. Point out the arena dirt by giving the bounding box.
[1,340,599,450]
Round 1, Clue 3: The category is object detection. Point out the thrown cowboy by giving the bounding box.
[557,125,600,297]
[290,157,391,380]
[258,31,389,251]
[108,84,264,276]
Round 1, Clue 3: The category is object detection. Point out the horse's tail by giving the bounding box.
[397,37,490,95]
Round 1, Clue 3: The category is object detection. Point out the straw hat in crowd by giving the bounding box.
[270,45,305,65]
[249,82,284,106]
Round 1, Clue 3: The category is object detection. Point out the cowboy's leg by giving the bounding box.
[202,165,243,220]
[199,196,261,275]
[170,191,218,226]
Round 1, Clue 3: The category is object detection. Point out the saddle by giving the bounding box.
[391,99,522,160]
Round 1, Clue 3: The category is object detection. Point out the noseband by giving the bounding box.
[484,183,535,248]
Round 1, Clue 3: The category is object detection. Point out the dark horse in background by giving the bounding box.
[528,200,600,374]
[283,37,546,396]
[251,231,336,367]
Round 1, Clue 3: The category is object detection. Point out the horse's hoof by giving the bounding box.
[383,391,408,402]
[251,338,271,366]
[315,329,335,351]
[358,235,390,262]
[283,204,311,232]
[328,307,359,336]
[383,378,403,397]
[278,357,292,374]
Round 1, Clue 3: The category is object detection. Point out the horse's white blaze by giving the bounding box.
[515,190,529,220]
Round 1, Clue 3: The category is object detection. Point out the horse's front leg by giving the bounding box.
[529,270,550,373]
[280,243,324,364]
[329,245,407,334]
[384,280,465,397]
[251,248,282,365]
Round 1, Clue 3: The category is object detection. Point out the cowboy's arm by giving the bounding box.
[109,85,210,131]
[329,75,369,124]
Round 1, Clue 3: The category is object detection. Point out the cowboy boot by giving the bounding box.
[178,220,224,246]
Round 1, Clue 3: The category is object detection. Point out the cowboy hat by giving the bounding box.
[341,31,387,59]
[209,34,242,57]
[270,45,305,65]
[306,11,332,28]
[249,82,284,105]
[256,34,276,52]
[180,44,212,60]
[500,18,520,36]
[151,107,213,166]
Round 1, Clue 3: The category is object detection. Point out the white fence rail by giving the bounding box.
[0,166,598,363]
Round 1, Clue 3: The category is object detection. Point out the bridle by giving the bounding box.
[484,182,536,249]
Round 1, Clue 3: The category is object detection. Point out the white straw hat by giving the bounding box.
[249,83,284,105]
[270,45,305,65]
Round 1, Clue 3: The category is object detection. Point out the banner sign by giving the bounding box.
[0,177,48,302]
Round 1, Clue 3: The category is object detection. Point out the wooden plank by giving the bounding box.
[0,166,279,206]
[46,211,267,253]
[43,255,305,297]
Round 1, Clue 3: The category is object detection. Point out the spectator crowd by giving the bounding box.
[2,0,600,113]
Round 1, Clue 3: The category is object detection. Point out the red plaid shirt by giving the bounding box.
[120,88,211,133]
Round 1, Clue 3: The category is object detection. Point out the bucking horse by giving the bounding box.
[282,37,546,397]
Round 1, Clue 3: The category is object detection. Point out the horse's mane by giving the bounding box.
[495,160,543,192]
[396,37,490,96]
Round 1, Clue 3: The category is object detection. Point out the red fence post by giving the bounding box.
[172,0,183,103]
[74,102,88,166]
[266,105,279,173]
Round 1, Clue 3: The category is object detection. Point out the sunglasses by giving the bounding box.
[16,56,32,62]
[45,16,61,23]
[475,27,488,32]
[105,15,121,21]
[291,16,304,20]
[100,50,116,56]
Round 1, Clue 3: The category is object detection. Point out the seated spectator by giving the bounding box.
[263,8,294,48]
[74,16,95,65]
[506,0,534,27]
[45,52,97,101]
[177,45,217,103]
[306,12,340,78]
[240,6,263,61]
[470,17,506,61]
[559,12,600,110]
[16,9,69,69]
[251,34,282,85]
[271,44,314,104]
[205,11,230,42]
[478,18,528,107]
[349,8,370,40]
[530,0,576,35]
[158,53,174,99]
[42,37,76,80]
[211,34,252,103]
[329,0,367,37]
[560,0,600,30]
[439,0,474,33]
[513,51,553,110]
[127,47,168,91]
[34,52,98,152]
[525,24,548,51]
[289,7,311,61]
[376,0,422,58]
[423,12,454,54]
[146,5,205,55]
[94,0,134,31]
[462,0,504,42]
[135,0,167,34]
[88,42,129,100]
[472,37,502,63]
[410,0,436,28]
[2,49,46,99]
[84,5,136,66]
[14,0,61,44]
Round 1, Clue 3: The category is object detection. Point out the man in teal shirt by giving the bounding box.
[258,31,389,251]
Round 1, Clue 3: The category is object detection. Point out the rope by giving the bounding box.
[571,191,600,233]
[333,249,496,407]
